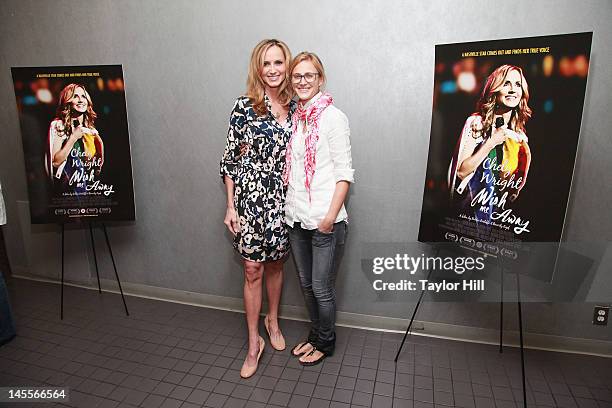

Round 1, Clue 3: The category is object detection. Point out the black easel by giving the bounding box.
[393,245,440,362]
[393,248,527,408]
[60,222,129,319]
[500,258,504,353]
[516,267,527,408]
[499,254,527,408]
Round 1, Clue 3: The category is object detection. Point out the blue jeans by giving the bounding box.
[0,269,16,346]
[288,221,346,355]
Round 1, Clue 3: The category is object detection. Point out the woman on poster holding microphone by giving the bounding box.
[449,64,532,222]
[48,83,104,194]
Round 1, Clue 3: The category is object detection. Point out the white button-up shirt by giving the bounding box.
[285,94,355,230]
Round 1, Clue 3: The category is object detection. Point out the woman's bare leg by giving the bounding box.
[264,259,284,339]
[243,260,264,367]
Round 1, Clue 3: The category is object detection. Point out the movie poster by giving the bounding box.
[418,33,592,255]
[11,65,135,224]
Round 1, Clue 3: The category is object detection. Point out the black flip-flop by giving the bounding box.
[291,341,313,357]
[299,347,327,366]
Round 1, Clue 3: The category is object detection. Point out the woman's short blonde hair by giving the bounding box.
[289,52,326,88]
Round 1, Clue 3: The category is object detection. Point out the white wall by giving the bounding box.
[1,0,611,343]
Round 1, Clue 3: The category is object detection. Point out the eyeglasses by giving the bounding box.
[291,73,319,83]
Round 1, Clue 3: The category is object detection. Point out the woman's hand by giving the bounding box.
[490,127,508,146]
[224,206,240,236]
[317,217,335,234]
[70,125,85,141]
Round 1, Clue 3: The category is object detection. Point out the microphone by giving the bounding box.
[495,116,504,129]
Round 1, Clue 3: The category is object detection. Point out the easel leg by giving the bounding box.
[394,268,432,362]
[89,222,102,294]
[394,245,440,362]
[517,271,527,408]
[499,257,504,353]
[101,223,129,316]
[60,224,65,320]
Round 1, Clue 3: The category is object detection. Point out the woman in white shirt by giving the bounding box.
[283,52,354,366]
[0,180,16,346]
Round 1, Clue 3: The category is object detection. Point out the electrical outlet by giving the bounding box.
[593,306,609,326]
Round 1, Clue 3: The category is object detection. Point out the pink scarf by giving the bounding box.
[283,93,334,201]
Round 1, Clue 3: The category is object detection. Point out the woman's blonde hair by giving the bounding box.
[289,51,326,88]
[476,64,532,134]
[246,39,292,116]
[56,83,97,134]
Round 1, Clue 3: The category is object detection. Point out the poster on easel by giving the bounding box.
[11,65,136,224]
[418,32,592,260]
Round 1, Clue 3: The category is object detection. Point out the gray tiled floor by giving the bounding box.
[1,279,611,408]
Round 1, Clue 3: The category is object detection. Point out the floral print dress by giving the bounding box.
[220,95,295,262]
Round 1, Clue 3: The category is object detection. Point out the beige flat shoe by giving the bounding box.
[240,336,265,379]
[264,315,286,351]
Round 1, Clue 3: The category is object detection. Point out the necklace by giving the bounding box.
[269,96,287,122]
